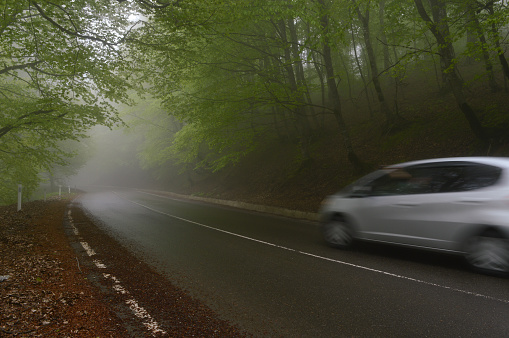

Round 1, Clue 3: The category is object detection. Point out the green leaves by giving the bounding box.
[0,0,139,204]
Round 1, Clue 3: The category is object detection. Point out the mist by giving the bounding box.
[71,125,157,190]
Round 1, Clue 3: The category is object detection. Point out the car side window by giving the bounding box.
[365,162,502,197]
[415,166,463,193]
[368,173,404,196]
[369,169,427,196]
[438,164,501,192]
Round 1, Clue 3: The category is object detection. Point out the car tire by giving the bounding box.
[322,216,354,249]
[464,229,509,276]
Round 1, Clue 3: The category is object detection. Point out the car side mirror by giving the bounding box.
[349,186,372,198]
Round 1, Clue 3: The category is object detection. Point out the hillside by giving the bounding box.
[166,80,509,214]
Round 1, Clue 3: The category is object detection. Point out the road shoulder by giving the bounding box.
[0,198,127,337]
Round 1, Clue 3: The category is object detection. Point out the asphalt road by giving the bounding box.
[78,188,509,337]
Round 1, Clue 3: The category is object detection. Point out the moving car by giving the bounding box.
[319,157,509,275]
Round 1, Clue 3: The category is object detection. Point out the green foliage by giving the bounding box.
[0,0,139,204]
[121,0,509,181]
[381,122,423,150]
[129,0,334,173]
[2,0,506,201]
[482,104,509,129]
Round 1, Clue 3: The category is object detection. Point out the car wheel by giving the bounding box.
[464,230,509,276]
[322,217,353,249]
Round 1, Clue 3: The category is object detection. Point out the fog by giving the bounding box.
[70,125,157,190]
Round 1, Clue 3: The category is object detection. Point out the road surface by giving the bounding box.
[77,188,509,337]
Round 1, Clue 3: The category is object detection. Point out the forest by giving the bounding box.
[0,0,508,209]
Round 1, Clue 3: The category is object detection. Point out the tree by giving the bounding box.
[413,0,487,141]
[123,0,508,181]
[351,0,395,125]
[128,0,318,171]
[315,0,363,168]
[483,0,509,82]
[0,0,137,203]
[465,1,500,93]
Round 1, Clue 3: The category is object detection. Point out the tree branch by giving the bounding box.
[118,0,175,9]
[0,109,57,139]
[0,61,43,75]
[30,2,115,46]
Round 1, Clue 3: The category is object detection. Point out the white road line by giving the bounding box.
[115,191,509,305]
[93,259,107,269]
[126,299,167,335]
[103,273,167,335]
[71,223,79,235]
[104,274,130,295]
[80,241,96,256]
[68,209,167,336]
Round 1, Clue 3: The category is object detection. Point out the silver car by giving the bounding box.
[320,157,509,275]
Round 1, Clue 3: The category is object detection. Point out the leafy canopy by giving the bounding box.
[0,0,140,204]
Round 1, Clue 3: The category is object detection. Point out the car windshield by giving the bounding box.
[340,169,392,196]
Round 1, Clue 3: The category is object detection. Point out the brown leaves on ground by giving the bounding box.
[0,199,127,337]
[0,198,247,337]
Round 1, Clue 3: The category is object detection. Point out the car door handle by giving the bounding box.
[395,203,419,207]
[458,199,486,204]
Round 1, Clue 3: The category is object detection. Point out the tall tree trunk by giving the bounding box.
[352,0,394,125]
[414,0,486,141]
[288,18,320,131]
[486,1,509,82]
[339,52,357,115]
[265,54,300,141]
[277,20,312,160]
[430,0,453,91]
[317,0,362,169]
[465,7,478,65]
[308,20,327,129]
[351,23,374,117]
[49,174,56,193]
[467,3,499,92]
[378,0,391,72]
[312,51,327,128]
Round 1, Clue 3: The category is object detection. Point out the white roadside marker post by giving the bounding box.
[59,185,62,197]
[17,184,22,211]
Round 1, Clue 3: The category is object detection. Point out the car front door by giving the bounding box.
[356,165,460,249]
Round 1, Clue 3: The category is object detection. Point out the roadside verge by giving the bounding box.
[139,189,319,222]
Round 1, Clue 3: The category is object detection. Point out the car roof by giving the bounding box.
[385,157,509,169]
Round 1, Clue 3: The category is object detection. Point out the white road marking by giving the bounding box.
[68,209,167,336]
[71,223,79,236]
[80,241,96,256]
[116,191,509,305]
[103,273,129,295]
[68,213,80,235]
[126,299,167,335]
[93,259,107,269]
[103,273,167,334]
